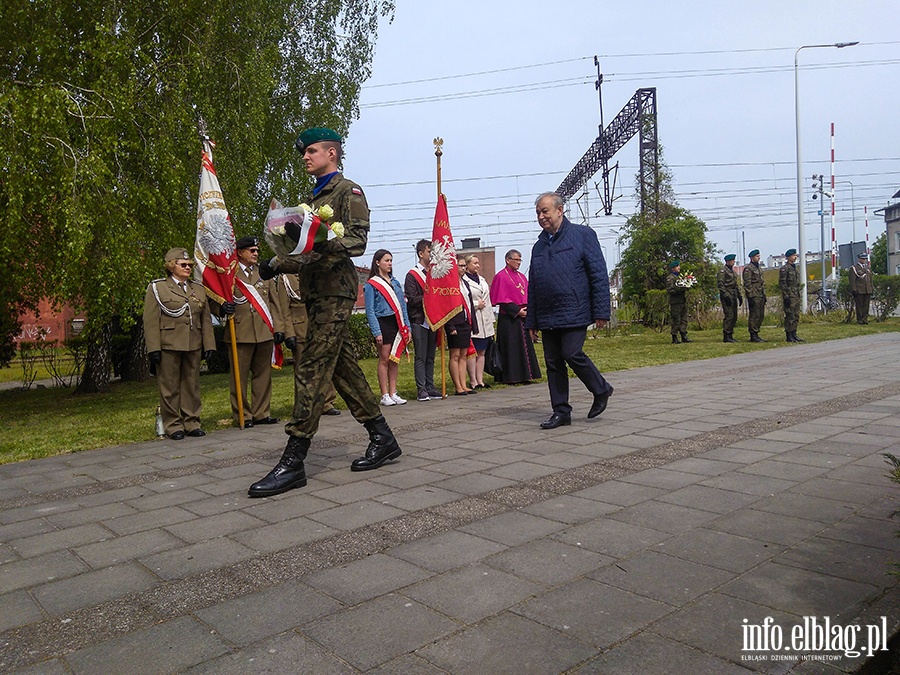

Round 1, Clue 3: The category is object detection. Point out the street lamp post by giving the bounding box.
[795,41,858,312]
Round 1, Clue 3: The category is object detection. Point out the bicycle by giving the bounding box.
[810,287,840,316]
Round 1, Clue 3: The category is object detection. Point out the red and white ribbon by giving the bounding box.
[367,276,410,363]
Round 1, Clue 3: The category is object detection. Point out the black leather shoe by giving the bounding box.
[540,412,571,429]
[322,408,342,416]
[252,416,279,425]
[168,431,185,440]
[187,429,206,437]
[352,416,402,471]
[248,437,309,497]
[588,387,614,419]
[240,420,254,428]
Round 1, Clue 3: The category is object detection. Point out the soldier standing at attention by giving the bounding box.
[665,260,691,344]
[249,127,402,497]
[717,253,742,343]
[743,249,767,343]
[849,252,874,324]
[779,248,804,343]
[143,248,216,440]
[214,236,283,427]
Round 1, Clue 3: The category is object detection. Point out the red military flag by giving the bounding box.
[424,194,463,331]
[194,138,237,303]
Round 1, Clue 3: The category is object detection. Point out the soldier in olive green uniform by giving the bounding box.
[742,249,767,342]
[849,252,874,324]
[779,248,804,343]
[249,127,401,498]
[213,236,284,427]
[143,248,216,440]
[665,260,691,343]
[272,272,341,415]
[717,253,742,342]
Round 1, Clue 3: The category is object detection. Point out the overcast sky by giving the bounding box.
[340,0,899,278]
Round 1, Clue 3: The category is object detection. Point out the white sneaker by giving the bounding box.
[380,393,396,406]
[391,393,407,405]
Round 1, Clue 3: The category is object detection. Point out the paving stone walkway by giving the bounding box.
[1,333,899,674]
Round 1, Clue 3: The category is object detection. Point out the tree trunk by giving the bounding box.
[76,321,113,393]
[119,321,150,382]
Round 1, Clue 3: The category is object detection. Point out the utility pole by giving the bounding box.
[812,174,833,289]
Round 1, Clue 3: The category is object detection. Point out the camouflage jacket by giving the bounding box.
[742,262,766,300]
[665,271,686,305]
[277,173,370,300]
[716,265,740,300]
[779,263,801,300]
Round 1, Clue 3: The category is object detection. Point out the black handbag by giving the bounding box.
[484,338,503,380]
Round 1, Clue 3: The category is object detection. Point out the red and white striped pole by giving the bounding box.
[830,122,837,280]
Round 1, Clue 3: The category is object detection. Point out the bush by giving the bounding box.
[872,275,900,321]
[348,312,377,360]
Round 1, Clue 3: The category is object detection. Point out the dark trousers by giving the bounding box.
[286,296,380,444]
[854,293,871,323]
[541,327,612,415]
[410,322,436,392]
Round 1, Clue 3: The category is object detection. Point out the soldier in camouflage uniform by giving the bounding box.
[717,253,742,343]
[248,128,401,498]
[779,248,804,343]
[742,249,767,342]
[665,260,691,343]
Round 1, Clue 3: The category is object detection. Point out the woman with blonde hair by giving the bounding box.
[460,253,495,389]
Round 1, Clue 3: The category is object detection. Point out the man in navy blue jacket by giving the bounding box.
[526,192,614,429]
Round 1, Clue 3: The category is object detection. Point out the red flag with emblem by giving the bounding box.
[424,194,463,331]
[194,139,237,304]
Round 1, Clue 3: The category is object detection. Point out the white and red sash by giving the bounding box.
[410,267,426,290]
[234,271,283,367]
[367,276,410,363]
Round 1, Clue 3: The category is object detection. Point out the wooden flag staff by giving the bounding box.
[434,137,448,399]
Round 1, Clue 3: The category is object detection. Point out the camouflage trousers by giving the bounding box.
[783,295,800,333]
[721,296,738,333]
[669,302,688,335]
[747,295,766,334]
[286,296,380,440]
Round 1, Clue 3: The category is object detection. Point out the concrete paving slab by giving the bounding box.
[303,553,432,605]
[387,530,507,573]
[416,612,596,674]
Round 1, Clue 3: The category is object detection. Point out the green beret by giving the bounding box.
[165,247,190,262]
[748,249,760,258]
[668,259,681,269]
[724,254,736,262]
[295,128,342,153]
[785,248,797,257]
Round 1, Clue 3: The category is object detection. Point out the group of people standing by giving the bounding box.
[143,125,616,499]
[669,247,877,346]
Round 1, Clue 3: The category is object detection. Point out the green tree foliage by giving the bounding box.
[0,0,393,391]
[870,232,887,275]
[617,150,719,321]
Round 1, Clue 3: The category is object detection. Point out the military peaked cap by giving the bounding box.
[165,247,190,262]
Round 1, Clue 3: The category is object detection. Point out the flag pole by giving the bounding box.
[434,137,447,399]
[198,118,244,429]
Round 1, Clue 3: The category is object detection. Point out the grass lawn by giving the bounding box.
[2,316,898,464]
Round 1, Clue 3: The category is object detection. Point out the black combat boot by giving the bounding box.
[680,332,692,343]
[671,334,680,344]
[247,436,309,497]
[786,331,794,342]
[749,332,764,343]
[792,331,805,343]
[724,332,738,343]
[352,415,402,471]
